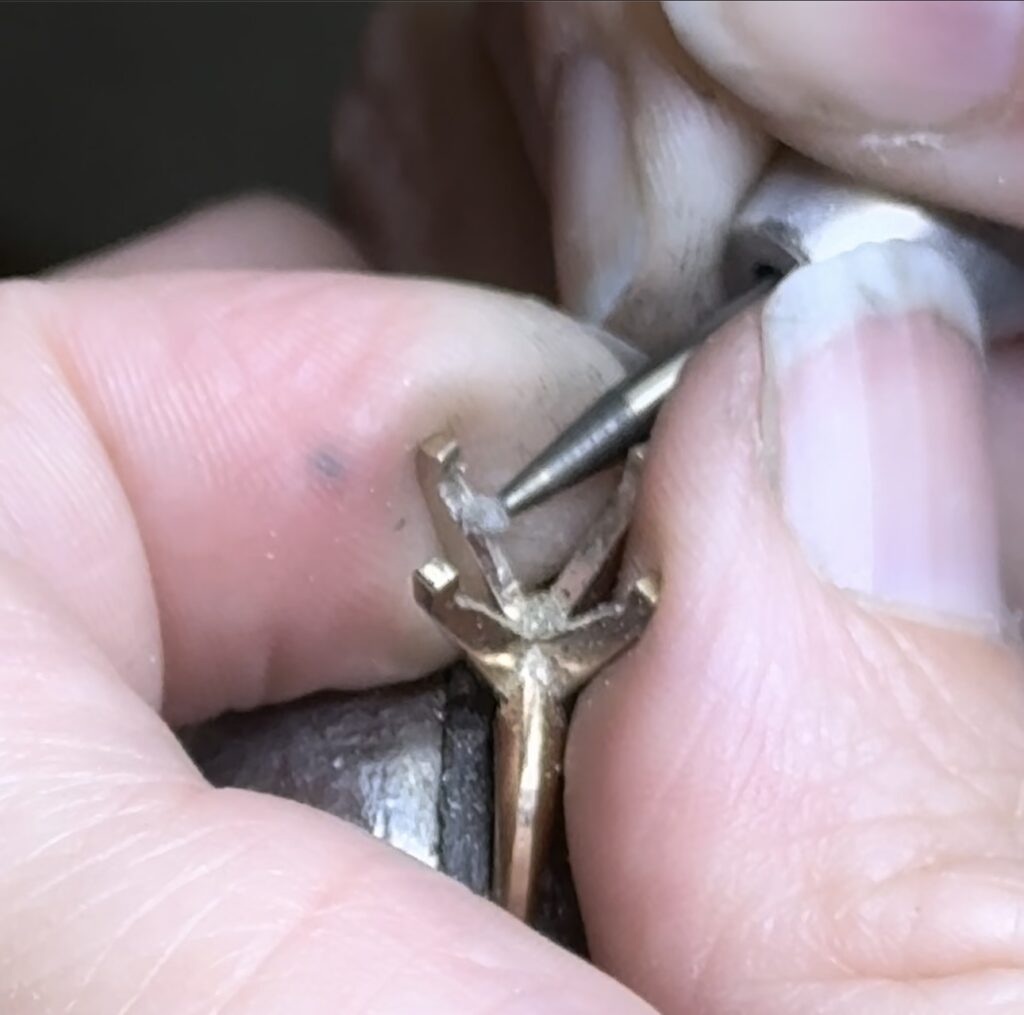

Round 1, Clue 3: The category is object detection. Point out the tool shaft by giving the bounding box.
[501,150,1024,519]
[499,280,775,516]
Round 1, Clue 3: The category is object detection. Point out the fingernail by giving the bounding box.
[670,1,1024,128]
[840,0,1024,126]
[552,53,642,324]
[763,242,1003,626]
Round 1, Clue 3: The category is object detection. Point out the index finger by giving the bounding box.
[0,270,630,722]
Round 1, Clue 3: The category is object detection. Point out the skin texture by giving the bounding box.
[4,1,1024,1012]
[336,2,771,358]
[662,1,1024,226]
[329,3,1024,1012]
[570,309,1024,1014]
[0,226,650,1013]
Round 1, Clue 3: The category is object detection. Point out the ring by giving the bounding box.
[412,433,658,921]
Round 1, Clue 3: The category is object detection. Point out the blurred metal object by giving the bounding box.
[725,149,1024,338]
[500,148,1024,517]
[413,433,658,922]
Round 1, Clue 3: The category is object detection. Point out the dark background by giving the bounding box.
[0,3,374,277]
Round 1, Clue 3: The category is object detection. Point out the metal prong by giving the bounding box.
[417,433,522,609]
[548,443,646,614]
[549,577,660,697]
[413,559,520,695]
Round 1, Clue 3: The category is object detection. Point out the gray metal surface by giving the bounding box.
[180,675,447,869]
[436,667,493,897]
[726,149,1024,342]
[179,666,586,953]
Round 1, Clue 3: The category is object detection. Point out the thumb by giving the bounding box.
[567,242,1024,1013]
[663,0,1024,227]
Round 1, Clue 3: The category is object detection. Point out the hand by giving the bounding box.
[331,3,1024,1013]
[5,4,1024,1013]
[3,198,651,1012]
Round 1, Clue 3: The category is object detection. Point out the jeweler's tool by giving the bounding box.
[500,150,1024,517]
[499,278,774,517]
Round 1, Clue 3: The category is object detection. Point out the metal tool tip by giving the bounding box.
[499,470,552,519]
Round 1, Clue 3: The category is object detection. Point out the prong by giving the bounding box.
[415,433,524,615]
[628,573,660,612]
[548,442,647,614]
[549,574,660,698]
[416,435,491,600]
[626,443,647,467]
[418,432,461,468]
[412,557,460,610]
[412,558,520,683]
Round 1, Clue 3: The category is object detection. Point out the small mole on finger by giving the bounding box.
[308,444,347,488]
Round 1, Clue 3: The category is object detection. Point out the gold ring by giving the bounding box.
[413,434,657,921]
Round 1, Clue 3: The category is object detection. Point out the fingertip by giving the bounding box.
[565,309,791,1003]
[662,1,1024,225]
[40,272,632,722]
[56,193,366,278]
[499,1,769,356]
[664,1,1024,131]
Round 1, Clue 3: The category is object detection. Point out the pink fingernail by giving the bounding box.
[727,0,1024,127]
[764,242,1002,626]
